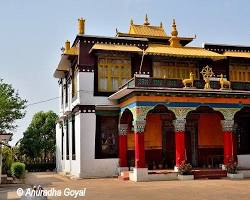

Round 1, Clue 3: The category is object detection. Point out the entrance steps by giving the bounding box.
[118,171,130,181]
[118,170,178,181]
[193,169,227,179]
[1,175,14,184]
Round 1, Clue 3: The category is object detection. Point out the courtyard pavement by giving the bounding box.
[1,172,250,200]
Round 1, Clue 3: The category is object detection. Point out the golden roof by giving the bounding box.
[223,51,250,58]
[89,43,142,53]
[145,44,225,60]
[128,24,167,37]
[127,15,167,37]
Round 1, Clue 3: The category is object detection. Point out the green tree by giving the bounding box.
[19,111,58,162]
[0,79,26,133]
[1,146,14,175]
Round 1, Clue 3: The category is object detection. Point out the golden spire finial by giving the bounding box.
[130,18,134,25]
[171,18,178,37]
[78,17,85,34]
[144,14,150,26]
[169,19,181,47]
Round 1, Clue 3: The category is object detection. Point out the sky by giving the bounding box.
[0,0,249,146]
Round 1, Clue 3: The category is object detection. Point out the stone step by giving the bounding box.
[118,171,130,181]
[120,171,130,177]
[118,176,129,181]
[193,170,227,179]
[1,176,14,184]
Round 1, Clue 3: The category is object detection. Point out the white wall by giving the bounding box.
[55,123,62,172]
[71,72,115,107]
[70,114,81,177]
[237,154,250,169]
[63,120,70,173]
[80,113,119,177]
[56,70,119,178]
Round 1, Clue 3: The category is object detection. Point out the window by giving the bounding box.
[65,119,69,160]
[61,126,64,160]
[229,64,250,82]
[98,56,131,92]
[65,82,68,105]
[153,61,199,79]
[95,115,118,158]
[72,67,78,98]
[61,82,64,106]
[72,115,76,160]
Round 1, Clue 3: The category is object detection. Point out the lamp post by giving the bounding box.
[0,132,13,184]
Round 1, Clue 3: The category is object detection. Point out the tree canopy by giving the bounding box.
[19,111,58,162]
[0,79,27,133]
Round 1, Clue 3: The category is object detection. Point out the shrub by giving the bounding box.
[178,160,193,175]
[226,159,238,174]
[11,162,26,179]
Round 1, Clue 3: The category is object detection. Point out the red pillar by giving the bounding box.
[224,131,233,165]
[118,124,128,168]
[175,131,185,166]
[221,119,234,165]
[135,133,145,168]
[119,135,127,167]
[174,119,186,167]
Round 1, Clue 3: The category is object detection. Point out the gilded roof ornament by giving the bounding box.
[144,14,150,26]
[169,19,181,47]
[171,19,178,37]
[78,17,85,35]
[160,22,163,28]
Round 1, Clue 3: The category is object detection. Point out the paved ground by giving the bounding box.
[1,172,250,200]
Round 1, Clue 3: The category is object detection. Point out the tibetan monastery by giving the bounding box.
[54,16,250,181]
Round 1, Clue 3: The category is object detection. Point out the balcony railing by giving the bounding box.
[121,76,250,91]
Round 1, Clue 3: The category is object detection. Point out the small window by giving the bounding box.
[72,68,78,98]
[61,83,64,106]
[65,119,69,160]
[65,82,68,105]
[72,115,76,160]
[61,127,64,160]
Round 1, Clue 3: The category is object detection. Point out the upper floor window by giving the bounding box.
[153,61,199,80]
[98,56,131,92]
[229,64,250,82]
[65,82,68,105]
[61,81,64,106]
[72,67,78,98]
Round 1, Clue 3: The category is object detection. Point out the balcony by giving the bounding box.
[109,75,250,100]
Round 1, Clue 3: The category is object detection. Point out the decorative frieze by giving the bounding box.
[221,119,234,132]
[173,119,186,132]
[77,65,94,72]
[72,105,95,114]
[119,124,128,135]
[133,120,146,133]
